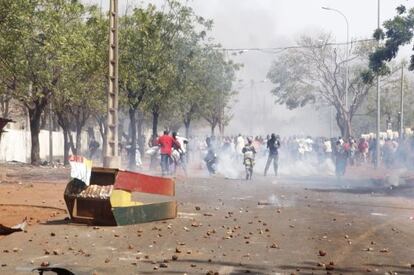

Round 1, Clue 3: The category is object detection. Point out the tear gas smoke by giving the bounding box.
[181,136,337,180]
[385,168,407,188]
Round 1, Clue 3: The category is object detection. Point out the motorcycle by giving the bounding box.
[204,150,217,175]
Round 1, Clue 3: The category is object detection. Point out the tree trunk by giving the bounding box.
[63,129,70,165]
[56,112,71,164]
[346,119,352,138]
[219,123,224,137]
[26,85,53,164]
[152,110,159,138]
[75,125,82,155]
[336,110,352,139]
[0,96,9,118]
[28,108,42,165]
[211,124,216,136]
[73,109,89,156]
[128,107,137,169]
[137,112,145,157]
[184,119,191,138]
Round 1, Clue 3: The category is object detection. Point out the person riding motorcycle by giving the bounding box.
[204,137,217,175]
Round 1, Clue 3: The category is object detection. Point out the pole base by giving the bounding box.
[103,156,121,169]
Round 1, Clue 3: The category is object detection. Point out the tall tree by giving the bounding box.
[119,0,217,168]
[201,48,239,136]
[267,33,376,138]
[142,0,198,138]
[0,0,90,164]
[119,5,164,168]
[53,5,107,163]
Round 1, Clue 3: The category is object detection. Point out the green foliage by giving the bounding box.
[53,4,108,130]
[118,0,239,135]
[199,47,239,133]
[361,69,375,84]
[369,5,414,73]
[0,0,240,163]
[373,28,385,41]
[396,5,406,15]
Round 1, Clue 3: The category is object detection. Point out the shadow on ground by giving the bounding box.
[278,260,414,274]
[139,259,270,274]
[308,179,414,200]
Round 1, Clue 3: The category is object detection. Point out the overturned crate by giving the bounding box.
[64,167,177,226]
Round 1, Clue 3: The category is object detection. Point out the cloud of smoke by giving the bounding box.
[216,152,242,179]
[186,138,336,180]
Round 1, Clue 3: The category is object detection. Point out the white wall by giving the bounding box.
[0,129,30,162]
[0,129,93,163]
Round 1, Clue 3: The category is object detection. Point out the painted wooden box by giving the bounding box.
[64,167,176,226]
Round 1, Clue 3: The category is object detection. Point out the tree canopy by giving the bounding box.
[0,0,240,164]
[370,5,414,73]
[267,32,376,138]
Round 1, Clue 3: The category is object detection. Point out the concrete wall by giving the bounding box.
[0,129,93,163]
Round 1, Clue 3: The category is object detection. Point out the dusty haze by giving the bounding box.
[86,0,410,137]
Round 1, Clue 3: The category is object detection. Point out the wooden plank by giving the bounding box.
[114,171,175,196]
[112,201,177,225]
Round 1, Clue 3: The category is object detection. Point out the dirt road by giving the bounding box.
[1,163,414,274]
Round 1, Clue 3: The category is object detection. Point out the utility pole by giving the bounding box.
[375,0,381,168]
[104,0,120,168]
[249,80,254,135]
[48,103,53,164]
[399,62,404,139]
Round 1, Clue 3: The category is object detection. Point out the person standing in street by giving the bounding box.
[242,137,256,180]
[264,133,281,176]
[335,139,349,178]
[157,130,180,176]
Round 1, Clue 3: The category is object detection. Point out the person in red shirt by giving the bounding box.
[358,138,369,163]
[157,130,180,176]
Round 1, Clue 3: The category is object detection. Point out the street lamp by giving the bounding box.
[322,6,350,110]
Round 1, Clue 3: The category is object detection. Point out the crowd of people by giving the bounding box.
[116,130,414,179]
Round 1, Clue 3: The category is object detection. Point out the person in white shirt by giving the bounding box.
[323,138,332,159]
[172,132,188,175]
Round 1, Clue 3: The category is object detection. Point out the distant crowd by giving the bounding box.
[89,130,414,178]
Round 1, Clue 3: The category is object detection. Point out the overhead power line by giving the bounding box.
[215,38,376,54]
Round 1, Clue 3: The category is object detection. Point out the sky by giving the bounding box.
[86,0,411,136]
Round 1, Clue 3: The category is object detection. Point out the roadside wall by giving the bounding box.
[0,129,91,163]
